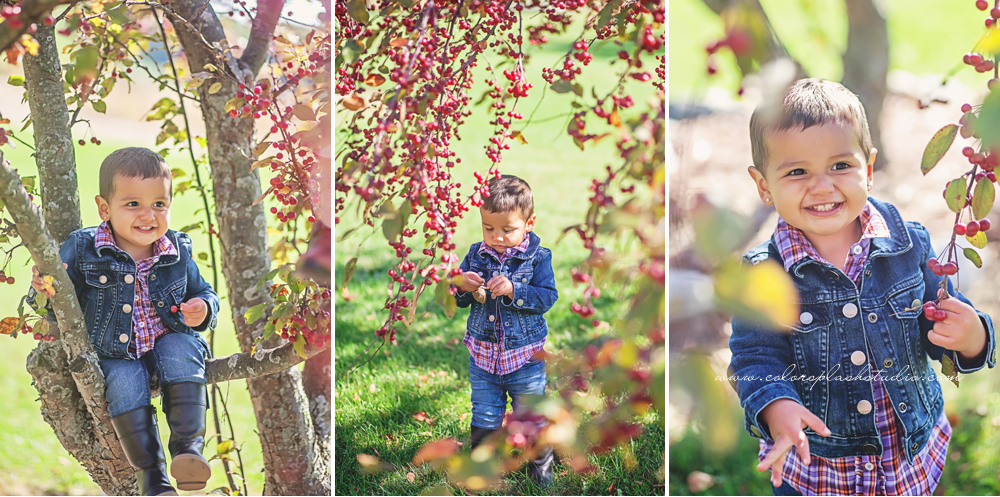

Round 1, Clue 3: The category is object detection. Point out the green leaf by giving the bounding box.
[973,178,995,220]
[198,252,209,261]
[572,83,584,97]
[595,0,620,31]
[920,124,958,175]
[7,75,24,87]
[178,221,202,233]
[244,302,269,325]
[34,292,47,310]
[378,200,402,242]
[967,229,988,249]
[347,0,370,24]
[944,178,967,213]
[293,333,308,359]
[343,257,358,288]
[442,291,456,319]
[434,279,449,308]
[92,100,107,114]
[963,247,983,268]
[551,80,574,94]
[941,354,960,387]
[20,176,35,191]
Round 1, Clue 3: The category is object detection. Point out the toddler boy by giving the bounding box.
[454,174,559,484]
[729,78,996,495]
[28,147,219,496]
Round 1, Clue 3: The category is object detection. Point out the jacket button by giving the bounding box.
[122,304,132,313]
[883,358,893,368]
[898,402,907,413]
[150,274,156,281]
[98,275,108,284]
[489,315,495,322]
[799,312,813,325]
[521,278,528,283]
[119,334,129,343]
[862,443,878,454]
[517,299,524,306]
[851,351,866,366]
[124,274,134,284]
[857,400,872,414]
[864,462,874,471]
[868,312,878,323]
[864,269,872,277]
[157,301,164,307]
[504,322,510,327]
[843,303,858,318]
[912,442,919,451]
[493,271,499,277]
[911,298,921,309]
[852,245,863,255]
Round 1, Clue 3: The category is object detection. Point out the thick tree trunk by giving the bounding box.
[22,23,81,242]
[842,0,889,170]
[165,0,330,493]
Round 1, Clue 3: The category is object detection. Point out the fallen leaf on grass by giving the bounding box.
[437,371,448,377]
[407,472,416,482]
[459,413,469,422]
[369,383,377,393]
[413,411,435,425]
[412,438,460,465]
[687,471,715,493]
[420,431,432,436]
[357,454,381,474]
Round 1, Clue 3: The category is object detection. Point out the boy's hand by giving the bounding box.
[757,399,831,487]
[179,298,208,327]
[486,275,513,299]
[928,288,988,361]
[31,263,66,297]
[458,271,485,293]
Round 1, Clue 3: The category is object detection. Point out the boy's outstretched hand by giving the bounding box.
[928,288,988,362]
[757,398,831,487]
[179,298,208,327]
[458,271,485,293]
[31,263,67,297]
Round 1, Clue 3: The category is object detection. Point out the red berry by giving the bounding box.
[981,218,992,231]
[932,264,946,277]
[944,262,959,275]
[978,0,989,11]
[962,103,973,113]
[927,257,939,269]
[954,223,967,235]
[5,276,12,284]
[964,146,976,157]
[991,7,999,18]
[968,221,981,237]
[934,309,948,321]
[170,305,178,312]
[924,304,936,320]
[33,332,42,340]
[78,139,85,146]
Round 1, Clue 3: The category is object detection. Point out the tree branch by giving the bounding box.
[240,0,287,75]
[0,0,79,53]
[204,339,329,384]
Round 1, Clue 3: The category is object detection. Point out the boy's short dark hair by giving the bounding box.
[483,174,533,220]
[750,78,873,173]
[99,147,172,199]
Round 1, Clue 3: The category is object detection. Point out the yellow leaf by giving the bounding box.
[291,104,315,122]
[250,157,273,171]
[342,94,367,111]
[715,259,799,329]
[364,74,386,87]
[224,97,240,112]
[253,141,272,158]
[975,26,1000,57]
[511,130,528,144]
[19,35,38,56]
[208,82,222,94]
[0,317,18,335]
[216,440,234,454]
[40,275,54,295]
[390,38,408,47]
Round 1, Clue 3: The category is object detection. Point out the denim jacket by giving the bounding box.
[729,197,996,465]
[27,227,219,360]
[455,231,558,349]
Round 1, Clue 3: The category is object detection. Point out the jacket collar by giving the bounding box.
[478,231,541,262]
[92,227,182,267]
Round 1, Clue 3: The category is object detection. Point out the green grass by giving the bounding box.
[668,357,1000,496]
[0,136,276,494]
[334,18,665,496]
[669,0,990,99]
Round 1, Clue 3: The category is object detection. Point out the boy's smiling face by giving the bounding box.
[95,174,171,259]
[480,208,536,252]
[749,121,874,249]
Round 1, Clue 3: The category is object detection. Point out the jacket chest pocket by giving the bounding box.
[511,265,533,286]
[789,304,832,409]
[888,284,940,408]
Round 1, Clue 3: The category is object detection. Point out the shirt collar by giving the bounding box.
[774,201,891,272]
[479,234,531,259]
[95,221,177,259]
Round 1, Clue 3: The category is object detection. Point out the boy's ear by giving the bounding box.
[525,213,536,232]
[95,195,110,221]
[747,166,773,206]
[867,148,877,185]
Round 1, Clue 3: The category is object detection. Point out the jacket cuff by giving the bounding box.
[952,311,996,373]
[500,282,522,308]
[742,382,802,442]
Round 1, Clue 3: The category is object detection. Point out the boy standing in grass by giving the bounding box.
[28,147,219,496]
[729,78,996,495]
[454,174,559,484]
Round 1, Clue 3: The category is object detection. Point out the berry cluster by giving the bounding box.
[922,301,948,322]
[926,257,958,276]
[0,270,14,285]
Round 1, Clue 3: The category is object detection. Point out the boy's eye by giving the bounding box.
[127,201,138,206]
[504,229,514,234]
[786,168,806,177]
[833,162,852,170]
[155,201,167,207]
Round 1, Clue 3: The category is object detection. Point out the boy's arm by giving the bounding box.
[915,225,996,373]
[728,289,804,442]
[183,255,219,332]
[454,248,475,309]
[500,248,558,315]
[27,233,81,324]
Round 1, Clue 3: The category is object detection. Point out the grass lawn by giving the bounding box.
[0,135,293,494]
[334,15,665,496]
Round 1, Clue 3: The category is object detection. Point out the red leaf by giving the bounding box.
[412,411,435,425]
[411,438,459,465]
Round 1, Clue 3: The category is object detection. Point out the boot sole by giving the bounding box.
[171,453,211,491]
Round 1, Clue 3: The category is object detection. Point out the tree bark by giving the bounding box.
[842,0,889,170]
[165,0,330,493]
[22,23,81,243]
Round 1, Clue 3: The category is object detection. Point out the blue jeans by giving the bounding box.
[100,332,208,417]
[469,356,547,429]
[772,481,801,496]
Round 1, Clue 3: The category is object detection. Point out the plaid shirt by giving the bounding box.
[463,236,546,375]
[95,222,177,358]
[761,202,951,495]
